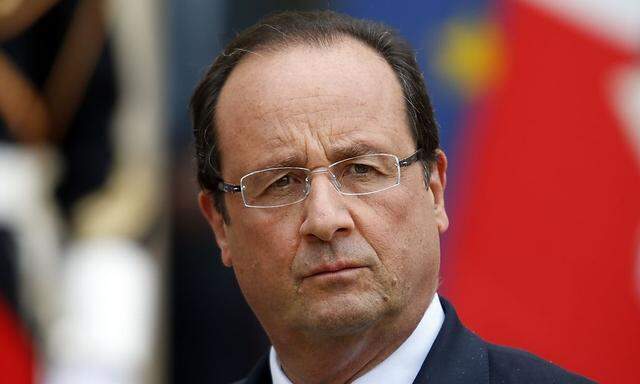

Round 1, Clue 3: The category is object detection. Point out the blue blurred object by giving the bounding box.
[167,0,228,145]
[334,0,490,153]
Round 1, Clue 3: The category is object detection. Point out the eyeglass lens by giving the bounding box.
[240,154,400,207]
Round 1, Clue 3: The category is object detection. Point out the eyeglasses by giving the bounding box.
[217,150,423,208]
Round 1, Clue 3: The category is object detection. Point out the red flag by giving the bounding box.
[443,0,640,382]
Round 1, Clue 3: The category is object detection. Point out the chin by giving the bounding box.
[293,290,400,337]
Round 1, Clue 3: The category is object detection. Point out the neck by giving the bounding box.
[271,294,432,384]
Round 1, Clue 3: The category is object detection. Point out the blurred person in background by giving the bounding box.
[192,10,594,384]
[0,0,164,383]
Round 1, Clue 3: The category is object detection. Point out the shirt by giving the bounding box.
[270,293,444,384]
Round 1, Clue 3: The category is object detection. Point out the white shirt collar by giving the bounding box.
[269,293,444,384]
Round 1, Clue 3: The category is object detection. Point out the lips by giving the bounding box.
[304,261,366,278]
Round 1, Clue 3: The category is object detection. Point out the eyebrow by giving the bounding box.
[253,152,307,170]
[329,141,384,161]
[248,141,386,173]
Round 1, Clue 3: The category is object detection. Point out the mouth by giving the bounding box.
[304,262,367,279]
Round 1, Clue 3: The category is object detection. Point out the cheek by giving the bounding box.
[353,184,439,284]
[226,208,302,298]
[229,203,302,255]
[355,184,427,244]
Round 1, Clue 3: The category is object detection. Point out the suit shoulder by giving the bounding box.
[230,353,271,384]
[486,343,596,384]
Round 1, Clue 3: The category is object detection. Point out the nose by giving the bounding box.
[299,172,355,242]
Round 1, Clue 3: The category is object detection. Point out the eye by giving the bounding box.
[267,172,305,191]
[273,175,292,188]
[350,163,373,175]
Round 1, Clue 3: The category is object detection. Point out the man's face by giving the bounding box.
[200,39,448,340]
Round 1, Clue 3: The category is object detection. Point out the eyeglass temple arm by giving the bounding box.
[218,181,241,193]
[399,149,432,190]
[399,149,422,167]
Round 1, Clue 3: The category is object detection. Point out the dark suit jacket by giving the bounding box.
[236,297,596,383]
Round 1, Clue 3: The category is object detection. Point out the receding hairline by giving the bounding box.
[221,33,393,81]
[223,34,398,84]
[214,35,410,163]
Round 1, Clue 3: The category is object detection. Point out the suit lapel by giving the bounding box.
[412,297,490,384]
[240,354,272,384]
[241,298,489,384]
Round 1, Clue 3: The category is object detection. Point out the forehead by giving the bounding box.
[215,38,414,177]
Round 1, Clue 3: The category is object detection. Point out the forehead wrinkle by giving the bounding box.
[255,99,381,153]
[318,111,403,152]
[252,151,307,171]
[331,141,383,159]
[255,93,368,125]
[323,134,395,161]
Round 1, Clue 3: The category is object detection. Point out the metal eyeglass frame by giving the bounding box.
[216,149,423,208]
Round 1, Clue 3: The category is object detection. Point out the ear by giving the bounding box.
[198,192,233,267]
[429,149,449,234]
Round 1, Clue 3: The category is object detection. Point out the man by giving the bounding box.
[192,10,595,384]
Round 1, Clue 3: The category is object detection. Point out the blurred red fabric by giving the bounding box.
[0,297,34,384]
[443,1,640,383]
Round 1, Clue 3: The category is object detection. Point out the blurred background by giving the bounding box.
[0,0,638,383]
